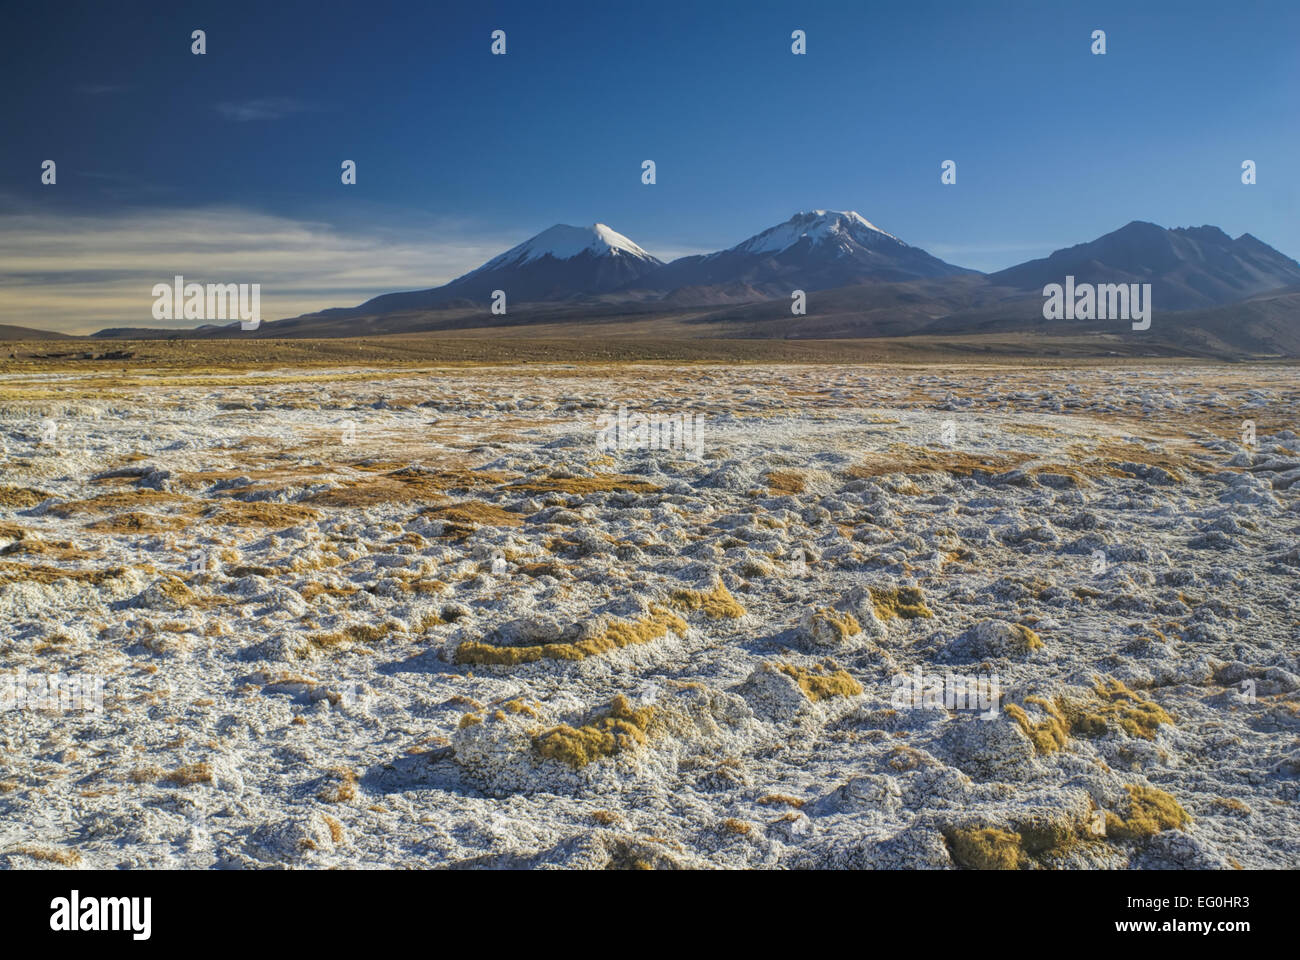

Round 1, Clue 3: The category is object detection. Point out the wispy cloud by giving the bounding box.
[0,206,517,334]
[76,83,131,96]
[214,97,316,122]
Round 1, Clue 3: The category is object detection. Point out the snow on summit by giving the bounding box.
[483,222,661,269]
[733,210,903,256]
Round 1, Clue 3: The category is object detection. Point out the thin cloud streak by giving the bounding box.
[0,208,517,334]
[214,97,316,121]
[75,83,132,95]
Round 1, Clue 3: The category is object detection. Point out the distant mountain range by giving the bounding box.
[85,210,1300,356]
[989,221,1300,310]
[287,210,973,322]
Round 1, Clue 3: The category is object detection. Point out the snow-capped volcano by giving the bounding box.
[342,222,665,314]
[731,210,901,256]
[639,210,974,296]
[479,223,659,269]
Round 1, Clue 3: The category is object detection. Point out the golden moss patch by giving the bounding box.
[84,511,188,534]
[204,502,321,527]
[509,474,661,495]
[669,581,746,619]
[318,767,358,803]
[1018,819,1085,857]
[805,606,861,642]
[161,762,212,786]
[1210,797,1251,816]
[0,535,99,560]
[0,561,131,587]
[1004,696,1071,755]
[303,468,471,507]
[321,814,346,845]
[765,470,807,494]
[850,447,1034,480]
[421,501,522,533]
[946,827,1026,870]
[0,486,52,509]
[777,663,863,701]
[1009,623,1044,652]
[532,695,655,768]
[870,585,933,620]
[1062,678,1173,741]
[48,489,192,517]
[757,794,806,809]
[946,806,1109,869]
[151,576,196,606]
[306,620,402,654]
[298,582,357,601]
[455,607,686,666]
[13,844,82,866]
[1008,680,1171,755]
[501,698,542,718]
[516,560,566,579]
[1106,785,1191,840]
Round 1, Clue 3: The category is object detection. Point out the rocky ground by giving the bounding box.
[0,362,1297,869]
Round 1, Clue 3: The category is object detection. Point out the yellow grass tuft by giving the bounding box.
[1062,677,1173,741]
[455,607,687,666]
[765,470,807,494]
[161,762,212,786]
[13,844,82,867]
[421,501,522,533]
[777,662,863,701]
[756,794,806,809]
[509,474,661,495]
[945,827,1026,870]
[318,767,358,803]
[1106,785,1191,840]
[1004,696,1071,755]
[669,580,746,619]
[0,486,52,508]
[850,447,1034,480]
[870,585,934,620]
[321,814,346,845]
[85,511,188,534]
[47,489,192,517]
[533,695,655,768]
[205,502,321,527]
[0,561,131,587]
[805,606,861,641]
[305,620,402,655]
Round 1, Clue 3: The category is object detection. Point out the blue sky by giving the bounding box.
[2,0,1297,332]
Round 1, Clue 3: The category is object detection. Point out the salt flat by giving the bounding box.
[0,362,1297,869]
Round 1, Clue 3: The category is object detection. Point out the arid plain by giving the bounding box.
[1,342,1297,868]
